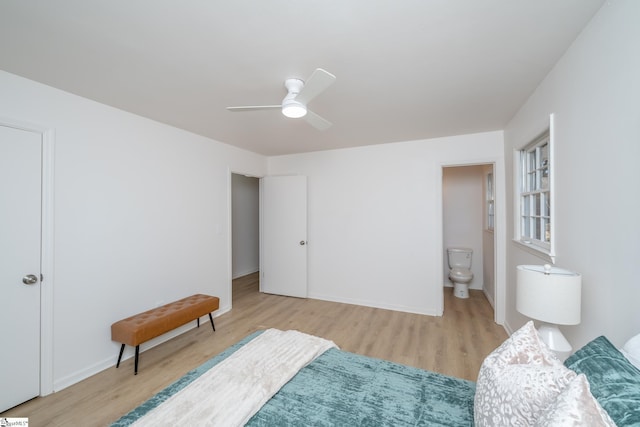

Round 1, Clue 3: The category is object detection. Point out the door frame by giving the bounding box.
[226,168,263,310]
[437,157,506,325]
[1,116,55,396]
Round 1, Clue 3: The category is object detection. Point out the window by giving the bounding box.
[516,114,555,261]
[486,172,494,231]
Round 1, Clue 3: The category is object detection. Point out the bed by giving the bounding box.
[112,323,640,426]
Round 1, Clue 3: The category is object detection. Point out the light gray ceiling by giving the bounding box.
[0,1,604,156]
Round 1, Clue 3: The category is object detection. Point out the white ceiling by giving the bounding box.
[0,1,604,156]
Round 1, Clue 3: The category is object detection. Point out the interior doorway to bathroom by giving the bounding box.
[442,164,496,314]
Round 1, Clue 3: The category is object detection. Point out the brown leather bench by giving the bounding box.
[111,294,220,374]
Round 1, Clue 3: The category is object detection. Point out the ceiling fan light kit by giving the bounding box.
[282,99,307,118]
[227,68,336,130]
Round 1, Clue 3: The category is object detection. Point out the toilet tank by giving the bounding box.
[447,247,473,269]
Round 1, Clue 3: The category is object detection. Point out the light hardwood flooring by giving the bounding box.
[2,272,507,426]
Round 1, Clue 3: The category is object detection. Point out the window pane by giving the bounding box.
[528,151,536,171]
[541,167,549,190]
[535,217,541,240]
[544,220,551,242]
[540,143,549,190]
[529,170,540,191]
[535,194,540,216]
[522,196,530,216]
[543,192,550,217]
[486,173,494,230]
[522,216,530,237]
[540,143,549,167]
[527,153,536,191]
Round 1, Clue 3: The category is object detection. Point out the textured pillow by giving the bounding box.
[534,374,616,426]
[621,333,640,370]
[474,321,576,427]
[620,348,640,370]
[565,336,640,426]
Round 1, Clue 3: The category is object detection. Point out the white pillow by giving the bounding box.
[621,333,640,370]
[534,374,616,427]
[474,321,576,427]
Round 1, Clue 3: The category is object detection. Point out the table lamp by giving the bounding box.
[516,264,582,360]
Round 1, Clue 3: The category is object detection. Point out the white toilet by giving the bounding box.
[447,247,473,299]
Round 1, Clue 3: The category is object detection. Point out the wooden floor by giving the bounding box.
[2,272,507,426]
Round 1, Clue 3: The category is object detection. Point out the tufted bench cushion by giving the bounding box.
[111,294,219,374]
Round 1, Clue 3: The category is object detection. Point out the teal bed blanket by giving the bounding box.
[112,331,475,426]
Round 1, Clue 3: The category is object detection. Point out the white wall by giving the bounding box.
[268,132,504,316]
[231,174,259,278]
[0,71,267,391]
[503,0,640,349]
[442,165,485,290]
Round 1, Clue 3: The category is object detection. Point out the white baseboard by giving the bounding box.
[502,320,516,336]
[52,307,231,392]
[307,293,441,316]
[443,283,483,291]
[483,288,495,308]
[54,356,114,392]
[232,268,259,280]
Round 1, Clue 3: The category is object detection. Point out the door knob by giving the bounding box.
[299,240,307,246]
[22,274,38,285]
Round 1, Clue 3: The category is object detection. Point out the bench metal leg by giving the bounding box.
[196,315,214,331]
[134,345,140,375]
[116,344,139,375]
[208,313,216,331]
[116,344,125,368]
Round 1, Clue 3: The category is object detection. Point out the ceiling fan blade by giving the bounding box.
[295,68,336,104]
[226,105,281,112]
[305,109,332,130]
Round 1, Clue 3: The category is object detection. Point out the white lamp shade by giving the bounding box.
[516,265,581,325]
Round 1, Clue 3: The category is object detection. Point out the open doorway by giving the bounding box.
[442,164,496,314]
[231,173,259,301]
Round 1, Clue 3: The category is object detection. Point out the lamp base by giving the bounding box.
[537,323,572,361]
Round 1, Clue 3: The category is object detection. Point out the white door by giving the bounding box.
[260,176,308,298]
[0,125,42,412]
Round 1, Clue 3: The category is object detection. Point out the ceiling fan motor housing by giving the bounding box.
[284,78,304,95]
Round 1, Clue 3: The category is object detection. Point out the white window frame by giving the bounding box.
[514,114,556,263]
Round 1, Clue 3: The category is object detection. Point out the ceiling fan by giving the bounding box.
[226,68,336,130]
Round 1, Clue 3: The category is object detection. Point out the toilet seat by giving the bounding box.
[449,267,473,281]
